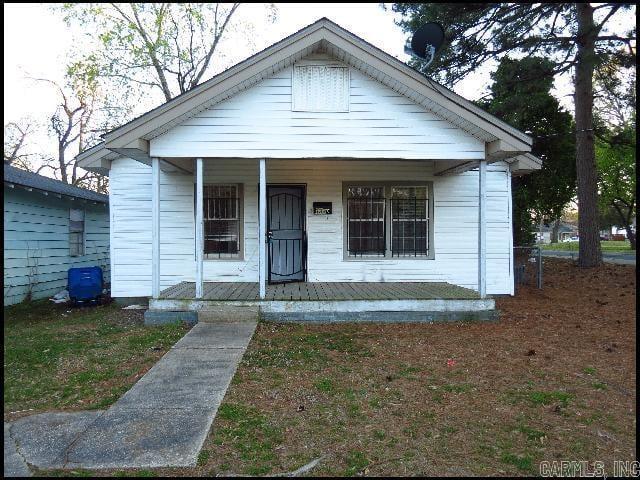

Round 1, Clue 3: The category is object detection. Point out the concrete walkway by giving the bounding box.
[4,321,257,475]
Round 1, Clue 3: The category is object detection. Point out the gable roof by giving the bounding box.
[4,164,108,203]
[78,18,537,172]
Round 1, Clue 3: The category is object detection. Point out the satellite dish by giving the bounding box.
[404,22,445,67]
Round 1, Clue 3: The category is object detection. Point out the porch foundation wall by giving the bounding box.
[146,297,497,324]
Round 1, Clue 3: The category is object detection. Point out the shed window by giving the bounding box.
[344,183,433,259]
[292,65,349,112]
[69,209,85,256]
[203,184,243,259]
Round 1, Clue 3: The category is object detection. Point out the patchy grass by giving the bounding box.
[501,452,534,472]
[3,300,190,418]
[541,240,633,252]
[32,259,636,477]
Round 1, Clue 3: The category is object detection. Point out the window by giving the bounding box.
[390,187,429,257]
[344,183,433,259]
[346,186,386,257]
[203,184,243,259]
[69,209,85,256]
[292,64,349,112]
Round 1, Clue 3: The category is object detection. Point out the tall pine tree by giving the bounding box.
[391,3,635,266]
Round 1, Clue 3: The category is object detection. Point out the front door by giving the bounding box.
[267,185,306,284]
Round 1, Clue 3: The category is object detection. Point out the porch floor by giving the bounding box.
[159,281,481,301]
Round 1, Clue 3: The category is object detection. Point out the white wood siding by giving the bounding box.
[108,158,513,297]
[150,58,485,160]
[3,188,110,305]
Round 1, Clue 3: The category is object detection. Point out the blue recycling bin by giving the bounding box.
[68,266,104,302]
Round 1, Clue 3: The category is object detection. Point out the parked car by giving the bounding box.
[562,236,579,242]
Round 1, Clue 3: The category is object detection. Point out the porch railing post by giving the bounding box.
[478,159,487,298]
[152,157,160,299]
[259,158,267,299]
[195,158,204,299]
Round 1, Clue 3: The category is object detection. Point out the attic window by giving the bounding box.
[292,65,349,112]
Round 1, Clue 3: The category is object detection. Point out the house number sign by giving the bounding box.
[313,202,332,215]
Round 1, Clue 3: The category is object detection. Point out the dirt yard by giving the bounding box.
[35,258,636,477]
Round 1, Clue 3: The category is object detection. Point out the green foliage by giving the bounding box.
[57,3,258,102]
[596,124,636,243]
[478,57,576,244]
[391,3,635,263]
[390,3,635,87]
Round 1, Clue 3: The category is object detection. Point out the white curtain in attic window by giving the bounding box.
[293,65,349,112]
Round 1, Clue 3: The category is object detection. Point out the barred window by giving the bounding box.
[69,209,85,256]
[391,187,429,257]
[346,186,386,257]
[203,184,242,259]
[344,183,432,259]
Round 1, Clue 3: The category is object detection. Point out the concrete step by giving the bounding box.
[198,305,260,323]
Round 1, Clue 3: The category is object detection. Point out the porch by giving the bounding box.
[159,281,482,301]
[148,281,497,323]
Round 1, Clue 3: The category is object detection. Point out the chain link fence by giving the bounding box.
[513,246,543,290]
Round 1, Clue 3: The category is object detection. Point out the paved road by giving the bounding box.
[542,250,636,266]
[4,320,257,476]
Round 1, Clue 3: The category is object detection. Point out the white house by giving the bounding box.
[76,19,541,322]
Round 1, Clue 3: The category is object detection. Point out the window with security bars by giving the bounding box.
[345,184,432,259]
[203,184,242,258]
[346,186,386,256]
[391,187,429,257]
[69,209,85,256]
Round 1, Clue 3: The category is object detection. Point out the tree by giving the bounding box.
[24,58,122,194]
[593,55,636,249]
[391,3,636,267]
[59,3,264,102]
[596,124,636,249]
[3,120,40,171]
[479,56,576,246]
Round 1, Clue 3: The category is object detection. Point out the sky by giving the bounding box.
[3,3,495,126]
[3,2,635,176]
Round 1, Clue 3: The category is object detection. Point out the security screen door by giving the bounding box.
[267,185,306,284]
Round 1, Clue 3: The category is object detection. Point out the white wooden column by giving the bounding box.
[151,157,160,298]
[195,158,204,299]
[478,159,487,298]
[258,159,267,299]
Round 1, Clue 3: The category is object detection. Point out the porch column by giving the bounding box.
[478,159,487,298]
[152,157,160,298]
[258,159,267,299]
[195,158,204,299]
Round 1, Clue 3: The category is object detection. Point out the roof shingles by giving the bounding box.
[3,164,108,203]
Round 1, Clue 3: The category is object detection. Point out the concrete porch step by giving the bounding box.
[197,305,260,323]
